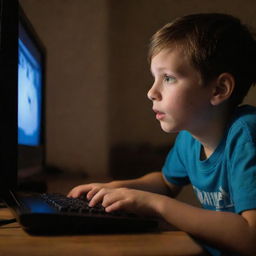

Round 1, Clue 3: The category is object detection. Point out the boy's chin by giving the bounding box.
[160,123,180,134]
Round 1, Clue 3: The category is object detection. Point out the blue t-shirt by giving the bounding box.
[162,105,256,255]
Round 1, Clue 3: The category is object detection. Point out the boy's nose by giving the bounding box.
[147,88,154,101]
[147,84,161,101]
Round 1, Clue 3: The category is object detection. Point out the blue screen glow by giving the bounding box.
[18,39,42,146]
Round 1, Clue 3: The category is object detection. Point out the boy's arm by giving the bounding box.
[91,187,255,255]
[113,171,182,197]
[154,195,256,255]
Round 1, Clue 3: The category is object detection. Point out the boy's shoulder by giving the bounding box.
[228,104,256,144]
[233,104,256,118]
[231,104,256,126]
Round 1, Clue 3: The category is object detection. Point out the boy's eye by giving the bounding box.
[164,75,176,84]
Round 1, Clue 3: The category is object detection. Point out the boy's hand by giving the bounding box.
[88,187,161,217]
[67,183,114,200]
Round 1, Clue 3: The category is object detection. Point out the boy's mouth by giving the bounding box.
[153,109,165,120]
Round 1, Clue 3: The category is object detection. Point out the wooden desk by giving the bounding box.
[0,207,207,256]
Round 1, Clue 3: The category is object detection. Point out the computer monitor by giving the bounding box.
[18,4,46,180]
[0,0,46,196]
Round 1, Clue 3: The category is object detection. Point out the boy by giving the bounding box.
[68,13,256,256]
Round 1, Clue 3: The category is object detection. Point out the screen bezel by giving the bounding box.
[0,0,18,195]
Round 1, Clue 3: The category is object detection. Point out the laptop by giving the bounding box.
[0,0,158,234]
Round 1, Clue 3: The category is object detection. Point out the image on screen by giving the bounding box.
[18,38,42,146]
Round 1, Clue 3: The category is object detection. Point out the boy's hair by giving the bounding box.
[149,13,256,106]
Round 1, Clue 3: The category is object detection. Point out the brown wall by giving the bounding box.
[19,0,110,177]
[20,0,256,180]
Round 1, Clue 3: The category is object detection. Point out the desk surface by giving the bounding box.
[0,207,207,256]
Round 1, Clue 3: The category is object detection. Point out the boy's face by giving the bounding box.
[148,48,215,134]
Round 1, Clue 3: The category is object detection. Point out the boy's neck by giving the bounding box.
[192,106,234,159]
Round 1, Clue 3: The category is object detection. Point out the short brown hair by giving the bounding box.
[149,13,256,106]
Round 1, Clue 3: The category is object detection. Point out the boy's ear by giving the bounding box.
[210,73,235,106]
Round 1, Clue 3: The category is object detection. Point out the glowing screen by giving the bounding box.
[18,38,42,146]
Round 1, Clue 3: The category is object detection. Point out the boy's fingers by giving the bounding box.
[67,185,91,198]
[101,190,122,207]
[105,200,126,213]
[89,188,111,207]
[67,189,78,198]
[86,187,101,200]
